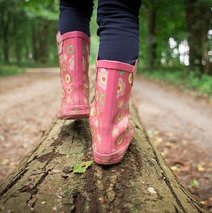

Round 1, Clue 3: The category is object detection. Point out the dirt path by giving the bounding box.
[0,68,211,209]
[133,76,212,153]
[0,68,60,182]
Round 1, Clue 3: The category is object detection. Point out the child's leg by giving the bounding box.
[59,0,94,36]
[57,0,94,119]
[97,0,141,65]
[89,0,141,165]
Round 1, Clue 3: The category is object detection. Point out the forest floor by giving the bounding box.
[0,68,211,210]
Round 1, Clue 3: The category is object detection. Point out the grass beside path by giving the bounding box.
[1,64,211,98]
[0,62,58,77]
[141,68,212,97]
[0,65,25,77]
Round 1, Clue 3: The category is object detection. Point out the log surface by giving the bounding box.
[0,88,204,213]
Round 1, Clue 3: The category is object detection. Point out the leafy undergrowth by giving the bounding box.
[0,65,25,77]
[141,68,212,97]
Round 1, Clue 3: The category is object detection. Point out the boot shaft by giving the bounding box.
[90,60,137,156]
[57,31,90,119]
[57,31,90,89]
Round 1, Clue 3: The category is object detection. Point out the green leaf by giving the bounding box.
[190,179,199,188]
[73,161,93,174]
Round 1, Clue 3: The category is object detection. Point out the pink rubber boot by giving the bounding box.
[89,60,137,165]
[57,31,90,119]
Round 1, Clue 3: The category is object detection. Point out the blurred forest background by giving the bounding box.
[0,0,211,96]
[0,0,212,210]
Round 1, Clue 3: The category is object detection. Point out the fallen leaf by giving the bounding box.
[0,135,5,141]
[1,159,9,165]
[165,142,175,148]
[190,179,199,188]
[148,187,157,194]
[197,162,205,172]
[200,201,206,205]
[171,166,180,172]
[156,137,163,143]
[73,160,93,174]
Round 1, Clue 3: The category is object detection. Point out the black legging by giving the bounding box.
[59,0,142,65]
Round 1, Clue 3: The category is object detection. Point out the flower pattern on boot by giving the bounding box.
[89,60,137,165]
[98,68,108,90]
[57,31,90,119]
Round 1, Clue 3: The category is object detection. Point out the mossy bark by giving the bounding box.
[0,98,204,212]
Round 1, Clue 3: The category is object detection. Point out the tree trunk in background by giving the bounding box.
[147,1,157,69]
[15,43,22,64]
[32,19,51,64]
[39,21,50,64]
[2,11,10,63]
[203,36,212,75]
[0,10,3,62]
[32,21,40,63]
[201,10,211,75]
[12,16,22,64]
[184,0,211,74]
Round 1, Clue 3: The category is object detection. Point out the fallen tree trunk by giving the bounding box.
[0,84,204,213]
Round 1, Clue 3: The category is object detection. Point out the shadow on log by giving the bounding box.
[0,97,204,212]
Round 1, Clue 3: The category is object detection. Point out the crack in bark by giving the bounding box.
[0,120,66,210]
[26,167,54,209]
[80,121,101,213]
[71,191,86,213]
[84,166,102,213]
[37,151,63,162]
[0,120,60,198]
[0,156,36,198]
[174,205,180,213]
[25,123,68,209]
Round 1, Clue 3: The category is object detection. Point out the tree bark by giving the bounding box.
[0,83,204,213]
